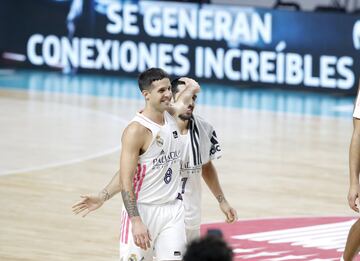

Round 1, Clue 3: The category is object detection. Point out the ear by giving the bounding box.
[142,89,150,101]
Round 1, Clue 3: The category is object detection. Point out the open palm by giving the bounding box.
[72,195,104,217]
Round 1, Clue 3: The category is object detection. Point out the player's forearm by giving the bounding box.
[202,162,226,203]
[98,170,122,202]
[169,78,200,115]
[120,175,140,218]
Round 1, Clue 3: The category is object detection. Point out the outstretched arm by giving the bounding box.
[348,118,360,212]
[202,161,238,223]
[72,170,121,217]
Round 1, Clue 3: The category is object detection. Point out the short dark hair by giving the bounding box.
[183,235,233,261]
[170,77,186,98]
[138,68,170,91]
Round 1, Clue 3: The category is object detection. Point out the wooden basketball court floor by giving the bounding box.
[0,69,357,260]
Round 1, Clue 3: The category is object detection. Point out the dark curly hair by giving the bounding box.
[183,235,233,261]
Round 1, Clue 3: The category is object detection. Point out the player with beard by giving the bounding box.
[171,78,238,241]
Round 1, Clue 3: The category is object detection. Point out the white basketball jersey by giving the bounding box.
[180,114,222,229]
[131,111,183,205]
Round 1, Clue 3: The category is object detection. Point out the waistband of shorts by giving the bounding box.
[137,198,182,207]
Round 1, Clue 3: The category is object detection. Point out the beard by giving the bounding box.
[178,113,192,121]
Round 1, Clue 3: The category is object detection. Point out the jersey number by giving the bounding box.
[164,168,172,184]
[181,177,188,194]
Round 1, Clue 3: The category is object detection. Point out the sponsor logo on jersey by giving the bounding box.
[201,217,357,260]
[176,192,183,200]
[173,131,178,138]
[155,134,164,147]
[152,150,181,168]
[181,161,202,173]
[128,254,138,261]
[210,130,221,155]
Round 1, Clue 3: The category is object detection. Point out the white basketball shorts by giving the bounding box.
[119,199,186,261]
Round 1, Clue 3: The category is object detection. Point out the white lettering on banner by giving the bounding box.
[241,50,259,81]
[143,6,162,37]
[195,47,355,90]
[353,20,360,50]
[27,34,44,65]
[111,41,120,70]
[320,56,337,88]
[120,41,138,72]
[173,45,190,75]
[195,46,203,78]
[252,13,272,44]
[198,9,214,40]
[43,35,61,67]
[80,38,95,69]
[95,39,112,70]
[138,43,157,72]
[106,3,139,34]
[214,10,232,41]
[303,55,319,87]
[26,34,190,75]
[61,37,79,69]
[106,2,271,44]
[337,57,354,89]
[224,49,241,80]
[26,34,355,90]
[204,48,224,78]
[158,44,173,73]
[286,53,303,85]
[260,51,276,83]
[163,7,179,38]
[178,8,197,39]
[25,1,356,91]
[276,52,285,84]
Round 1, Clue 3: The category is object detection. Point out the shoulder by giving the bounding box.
[193,114,214,130]
[122,122,149,143]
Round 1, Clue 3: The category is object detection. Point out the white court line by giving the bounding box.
[0,145,121,176]
[0,98,129,176]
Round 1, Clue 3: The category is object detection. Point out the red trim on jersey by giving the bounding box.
[121,164,147,244]
[135,165,146,200]
[133,164,141,194]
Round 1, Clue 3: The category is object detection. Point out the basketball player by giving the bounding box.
[73,68,200,261]
[171,78,237,241]
[73,77,237,243]
[341,91,360,261]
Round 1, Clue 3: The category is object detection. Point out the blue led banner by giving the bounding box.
[1,0,360,93]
